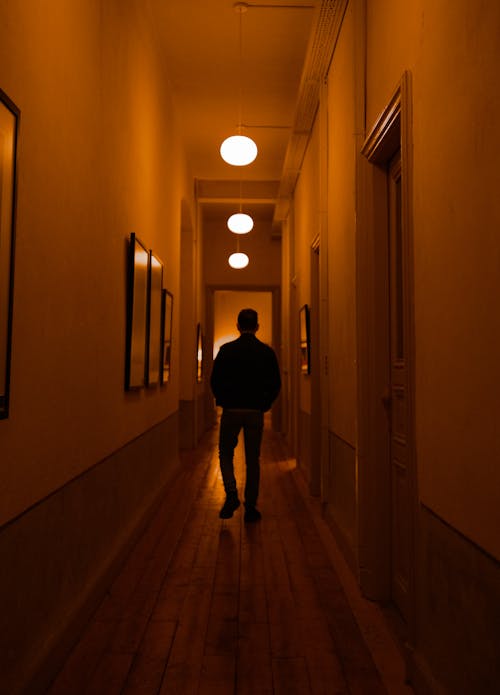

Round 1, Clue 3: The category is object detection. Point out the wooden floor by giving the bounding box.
[47,423,413,695]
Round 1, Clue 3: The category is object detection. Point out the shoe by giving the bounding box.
[219,495,240,519]
[244,507,262,523]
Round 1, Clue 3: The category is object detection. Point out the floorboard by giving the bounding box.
[47,422,413,694]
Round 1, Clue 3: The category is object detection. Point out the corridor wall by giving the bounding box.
[287,0,500,692]
[289,0,359,564]
[179,198,204,448]
[324,2,358,559]
[0,2,193,692]
[291,120,319,491]
[366,1,500,692]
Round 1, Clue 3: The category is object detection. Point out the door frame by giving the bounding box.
[309,236,321,495]
[206,284,282,432]
[356,72,418,646]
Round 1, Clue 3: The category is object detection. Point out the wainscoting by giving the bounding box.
[0,412,179,695]
[297,409,312,486]
[323,431,357,572]
[179,399,196,449]
[179,394,210,450]
[411,504,500,694]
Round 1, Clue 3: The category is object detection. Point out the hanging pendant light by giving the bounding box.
[220,135,257,166]
[227,212,254,234]
[228,252,249,269]
[220,2,257,167]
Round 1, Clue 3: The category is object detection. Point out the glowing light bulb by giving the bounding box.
[228,252,249,269]
[227,213,254,234]
[220,135,257,166]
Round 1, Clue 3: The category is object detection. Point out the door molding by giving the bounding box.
[356,71,418,645]
[309,237,321,495]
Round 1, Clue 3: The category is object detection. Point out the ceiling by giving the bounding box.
[149,0,327,229]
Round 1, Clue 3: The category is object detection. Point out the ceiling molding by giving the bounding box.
[236,2,315,10]
[273,0,349,224]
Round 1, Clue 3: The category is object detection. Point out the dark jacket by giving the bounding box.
[210,333,281,412]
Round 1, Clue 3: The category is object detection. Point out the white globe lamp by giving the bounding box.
[228,252,249,269]
[220,135,258,166]
[227,213,254,234]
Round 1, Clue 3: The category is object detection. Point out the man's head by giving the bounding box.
[237,308,259,333]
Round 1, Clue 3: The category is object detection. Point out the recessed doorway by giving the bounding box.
[207,287,282,433]
[213,290,273,358]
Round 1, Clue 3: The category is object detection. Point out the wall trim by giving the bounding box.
[361,87,401,164]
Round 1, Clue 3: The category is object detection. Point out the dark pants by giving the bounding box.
[218,408,264,508]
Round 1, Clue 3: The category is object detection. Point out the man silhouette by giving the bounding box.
[210,308,281,522]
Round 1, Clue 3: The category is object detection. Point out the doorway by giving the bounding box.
[309,239,321,495]
[213,290,273,358]
[207,287,282,432]
[358,72,416,639]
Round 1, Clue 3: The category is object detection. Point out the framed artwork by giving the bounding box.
[146,251,163,386]
[299,304,311,375]
[125,233,149,390]
[160,289,173,385]
[0,90,19,418]
[196,322,203,383]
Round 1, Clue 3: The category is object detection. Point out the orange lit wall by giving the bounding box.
[367,0,500,559]
[326,1,357,446]
[293,118,319,417]
[213,290,273,358]
[0,2,191,525]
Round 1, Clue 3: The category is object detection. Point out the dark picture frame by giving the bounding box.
[299,304,311,375]
[196,322,203,383]
[0,90,19,419]
[160,289,173,385]
[146,251,163,387]
[125,233,149,390]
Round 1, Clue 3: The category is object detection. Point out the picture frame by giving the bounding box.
[160,289,173,385]
[196,322,203,383]
[125,233,149,390]
[146,251,163,387]
[299,304,311,375]
[0,90,20,419]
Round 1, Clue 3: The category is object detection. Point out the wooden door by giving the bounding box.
[387,152,410,621]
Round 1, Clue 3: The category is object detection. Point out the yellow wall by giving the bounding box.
[213,290,273,357]
[366,0,500,558]
[292,0,500,561]
[0,0,192,525]
[365,0,422,129]
[179,200,196,401]
[293,119,320,416]
[326,1,357,445]
[414,1,500,558]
